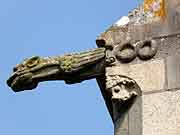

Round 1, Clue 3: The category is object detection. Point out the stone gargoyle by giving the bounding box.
[7,43,144,121]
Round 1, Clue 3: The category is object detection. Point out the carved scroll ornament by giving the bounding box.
[114,39,158,63]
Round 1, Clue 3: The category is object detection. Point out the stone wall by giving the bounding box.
[106,48,180,135]
[96,1,180,134]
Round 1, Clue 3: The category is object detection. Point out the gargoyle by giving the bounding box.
[7,48,106,92]
[7,46,142,122]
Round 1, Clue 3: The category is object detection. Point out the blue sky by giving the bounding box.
[0,0,142,135]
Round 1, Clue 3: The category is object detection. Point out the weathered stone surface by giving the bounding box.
[114,113,129,135]
[113,97,142,135]
[166,53,180,89]
[115,90,180,135]
[106,59,166,92]
[176,91,180,134]
[129,97,142,135]
[142,90,180,135]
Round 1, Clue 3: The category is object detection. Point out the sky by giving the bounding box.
[0,0,142,135]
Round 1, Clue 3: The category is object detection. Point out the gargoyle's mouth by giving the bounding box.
[7,65,61,92]
[7,71,38,92]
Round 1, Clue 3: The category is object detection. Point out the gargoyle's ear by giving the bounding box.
[25,56,40,68]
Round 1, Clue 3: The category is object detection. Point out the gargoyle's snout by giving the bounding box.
[6,56,42,92]
[7,69,38,92]
[12,64,25,72]
[7,56,62,92]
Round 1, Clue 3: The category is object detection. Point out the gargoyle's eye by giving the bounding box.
[26,56,40,68]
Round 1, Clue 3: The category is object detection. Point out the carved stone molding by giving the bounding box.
[114,42,137,63]
[136,40,158,60]
[113,39,158,63]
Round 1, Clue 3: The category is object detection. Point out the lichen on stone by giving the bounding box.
[59,56,77,72]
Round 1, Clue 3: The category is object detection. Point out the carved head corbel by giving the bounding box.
[106,75,141,102]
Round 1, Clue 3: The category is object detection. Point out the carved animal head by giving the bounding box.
[7,56,62,92]
[7,48,105,92]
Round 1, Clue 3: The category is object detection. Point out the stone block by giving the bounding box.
[115,90,180,135]
[114,115,129,135]
[166,54,180,89]
[114,97,142,135]
[142,90,180,135]
[129,97,142,135]
[106,59,166,92]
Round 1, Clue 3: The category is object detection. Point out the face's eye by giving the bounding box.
[26,56,40,68]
